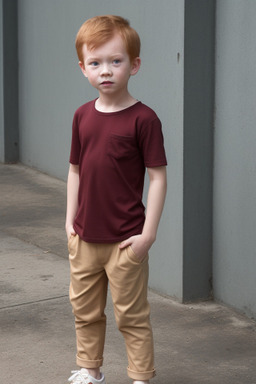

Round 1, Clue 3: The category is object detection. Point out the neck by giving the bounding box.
[96,91,137,113]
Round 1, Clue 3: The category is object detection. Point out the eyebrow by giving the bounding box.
[85,53,125,63]
[85,57,99,63]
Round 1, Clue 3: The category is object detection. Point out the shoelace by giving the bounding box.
[68,370,93,384]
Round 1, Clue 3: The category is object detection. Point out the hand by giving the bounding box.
[66,224,76,240]
[119,234,154,263]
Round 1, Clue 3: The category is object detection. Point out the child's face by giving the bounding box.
[79,33,140,96]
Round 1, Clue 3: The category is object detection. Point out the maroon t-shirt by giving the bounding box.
[69,100,167,243]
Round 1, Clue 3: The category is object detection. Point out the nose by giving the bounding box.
[100,63,112,76]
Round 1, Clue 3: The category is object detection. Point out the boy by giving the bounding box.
[66,15,167,384]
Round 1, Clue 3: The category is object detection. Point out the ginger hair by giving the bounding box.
[75,15,141,63]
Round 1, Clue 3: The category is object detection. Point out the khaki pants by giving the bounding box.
[68,235,155,381]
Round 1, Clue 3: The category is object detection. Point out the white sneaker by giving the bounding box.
[68,368,106,384]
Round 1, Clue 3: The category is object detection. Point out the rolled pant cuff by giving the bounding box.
[76,355,103,369]
[127,367,156,380]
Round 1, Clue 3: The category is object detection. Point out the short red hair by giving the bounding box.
[75,15,141,63]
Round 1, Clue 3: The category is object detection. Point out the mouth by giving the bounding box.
[101,81,113,85]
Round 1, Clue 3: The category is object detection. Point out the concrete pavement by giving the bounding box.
[0,163,256,384]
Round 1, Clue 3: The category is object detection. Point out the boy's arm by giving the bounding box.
[119,166,167,260]
[65,164,79,239]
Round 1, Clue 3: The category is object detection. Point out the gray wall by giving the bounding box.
[0,0,3,160]
[2,0,256,317]
[17,0,186,299]
[213,0,256,318]
[16,0,215,302]
[0,0,19,162]
[183,0,215,300]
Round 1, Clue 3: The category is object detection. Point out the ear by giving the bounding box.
[130,57,141,76]
[79,61,88,78]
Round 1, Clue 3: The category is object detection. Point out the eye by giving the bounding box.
[113,59,121,65]
[90,61,99,67]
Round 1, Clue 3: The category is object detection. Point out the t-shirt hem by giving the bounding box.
[69,158,79,165]
[73,224,144,244]
[145,159,168,167]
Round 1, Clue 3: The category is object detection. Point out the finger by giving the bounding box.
[119,241,127,249]
[67,229,76,239]
[119,238,132,249]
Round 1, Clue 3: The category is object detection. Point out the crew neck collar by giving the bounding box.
[93,99,141,115]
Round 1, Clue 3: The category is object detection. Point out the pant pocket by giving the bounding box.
[126,245,148,265]
[68,234,78,255]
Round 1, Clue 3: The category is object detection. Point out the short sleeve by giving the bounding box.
[137,116,167,167]
[69,111,81,165]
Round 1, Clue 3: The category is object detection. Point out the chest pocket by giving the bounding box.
[107,134,138,159]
